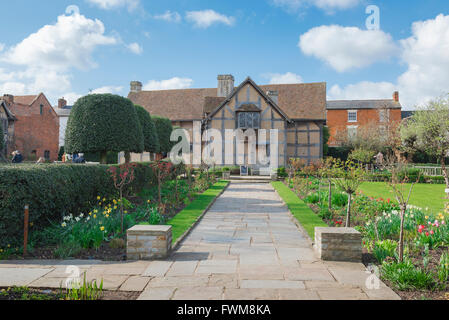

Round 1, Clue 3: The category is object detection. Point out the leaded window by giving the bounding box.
[237,112,260,129]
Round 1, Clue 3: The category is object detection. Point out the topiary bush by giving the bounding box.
[65,94,144,164]
[152,116,173,154]
[135,105,160,153]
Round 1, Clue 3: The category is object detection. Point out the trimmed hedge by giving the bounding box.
[135,105,160,153]
[152,116,173,154]
[0,161,184,248]
[0,164,116,247]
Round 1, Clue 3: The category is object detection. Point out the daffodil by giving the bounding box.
[61,222,67,227]
[97,196,101,200]
[100,226,105,231]
[93,214,97,219]
[94,209,98,213]
[106,214,109,218]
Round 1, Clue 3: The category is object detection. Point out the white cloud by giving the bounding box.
[0,10,118,105]
[328,14,449,110]
[153,11,182,23]
[299,25,398,72]
[126,42,143,55]
[271,0,360,13]
[0,43,4,52]
[186,10,235,28]
[328,81,397,100]
[91,85,124,94]
[62,92,83,105]
[86,0,140,12]
[266,72,303,84]
[2,11,117,71]
[143,77,194,91]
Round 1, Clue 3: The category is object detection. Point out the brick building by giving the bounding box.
[326,92,402,147]
[2,93,59,161]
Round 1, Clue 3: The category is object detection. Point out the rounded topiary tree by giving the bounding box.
[135,105,160,154]
[65,94,144,164]
[152,116,174,155]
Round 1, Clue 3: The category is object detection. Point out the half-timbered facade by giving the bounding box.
[0,98,16,157]
[128,75,327,168]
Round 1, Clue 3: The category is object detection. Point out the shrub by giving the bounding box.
[152,116,173,154]
[135,105,160,153]
[65,94,144,163]
[0,164,116,248]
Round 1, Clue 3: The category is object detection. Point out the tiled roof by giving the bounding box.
[128,81,326,121]
[204,96,226,114]
[13,95,38,105]
[327,99,402,110]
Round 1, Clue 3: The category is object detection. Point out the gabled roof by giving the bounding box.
[0,100,17,120]
[13,95,39,105]
[327,99,401,110]
[128,78,327,121]
[208,77,291,121]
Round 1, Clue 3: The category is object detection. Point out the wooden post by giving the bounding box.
[23,205,29,256]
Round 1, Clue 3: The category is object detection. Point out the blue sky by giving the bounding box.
[0,0,448,110]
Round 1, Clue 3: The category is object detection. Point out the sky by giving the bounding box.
[0,0,448,110]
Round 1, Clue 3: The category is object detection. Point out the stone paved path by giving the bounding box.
[0,182,400,300]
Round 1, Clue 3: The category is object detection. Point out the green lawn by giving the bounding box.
[272,181,328,238]
[167,180,230,244]
[358,182,448,214]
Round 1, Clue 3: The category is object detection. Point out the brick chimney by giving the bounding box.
[267,90,279,104]
[217,75,234,97]
[58,98,67,109]
[2,94,14,105]
[130,81,142,93]
[393,91,399,102]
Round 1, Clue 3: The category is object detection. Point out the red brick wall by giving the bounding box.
[327,108,402,146]
[9,94,59,161]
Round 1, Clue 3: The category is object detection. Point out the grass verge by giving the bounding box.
[272,181,328,238]
[168,180,230,244]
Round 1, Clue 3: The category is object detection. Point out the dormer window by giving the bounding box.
[237,112,260,129]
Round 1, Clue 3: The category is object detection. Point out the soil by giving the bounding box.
[0,287,140,300]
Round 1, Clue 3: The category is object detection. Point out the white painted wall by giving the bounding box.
[59,116,68,147]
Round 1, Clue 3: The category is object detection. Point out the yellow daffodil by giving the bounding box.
[7,244,10,248]
[103,198,106,202]
[114,206,117,210]
[100,226,105,231]
[425,216,429,219]
[99,202,102,206]
[106,214,109,218]
[124,210,128,214]
[89,212,92,216]
[147,200,151,204]
[94,209,98,213]
[113,199,117,204]
[97,196,101,200]
[93,214,97,219]
[61,222,67,227]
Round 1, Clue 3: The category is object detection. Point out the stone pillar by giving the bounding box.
[127,225,172,260]
[314,227,362,262]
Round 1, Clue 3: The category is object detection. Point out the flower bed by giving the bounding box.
[0,167,220,261]
[286,173,449,300]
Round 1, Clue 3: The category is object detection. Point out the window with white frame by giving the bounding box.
[347,110,357,123]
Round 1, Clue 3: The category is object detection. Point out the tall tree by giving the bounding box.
[401,95,449,194]
[135,105,160,154]
[65,94,144,164]
[152,116,174,155]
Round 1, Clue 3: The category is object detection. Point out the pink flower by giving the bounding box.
[430,230,434,235]
[418,225,425,233]
[425,232,430,236]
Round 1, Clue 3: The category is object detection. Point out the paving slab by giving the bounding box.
[138,287,175,300]
[142,261,173,277]
[0,268,53,287]
[119,276,151,292]
[172,286,224,300]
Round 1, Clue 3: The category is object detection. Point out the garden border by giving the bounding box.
[170,180,231,251]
